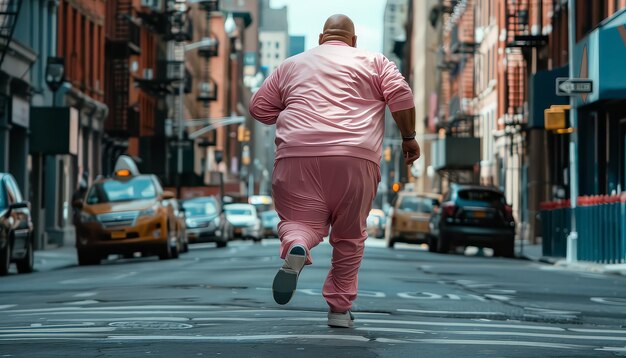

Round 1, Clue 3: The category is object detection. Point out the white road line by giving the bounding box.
[47,318,190,322]
[0,305,16,310]
[447,330,626,342]
[7,305,227,313]
[15,311,231,316]
[107,334,372,342]
[63,300,100,305]
[288,318,565,331]
[411,339,586,350]
[73,292,97,298]
[0,333,101,339]
[397,309,505,316]
[596,347,626,352]
[569,328,626,335]
[0,327,115,333]
[113,272,137,280]
[356,327,426,334]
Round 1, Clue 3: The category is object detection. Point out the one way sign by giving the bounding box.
[556,78,593,96]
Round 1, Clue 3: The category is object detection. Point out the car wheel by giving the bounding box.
[16,237,34,274]
[159,233,173,260]
[437,234,451,254]
[77,251,100,266]
[428,236,438,253]
[0,238,11,276]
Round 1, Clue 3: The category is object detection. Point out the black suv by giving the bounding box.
[0,173,34,275]
[429,184,515,257]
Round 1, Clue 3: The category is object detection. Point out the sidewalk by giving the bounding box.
[517,240,626,277]
[34,245,77,272]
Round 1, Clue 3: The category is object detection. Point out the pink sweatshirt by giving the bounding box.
[249,40,415,165]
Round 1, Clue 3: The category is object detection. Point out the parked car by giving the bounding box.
[366,209,386,239]
[385,192,441,248]
[0,173,34,275]
[224,203,262,242]
[260,210,280,238]
[429,184,516,257]
[182,196,232,248]
[73,156,184,265]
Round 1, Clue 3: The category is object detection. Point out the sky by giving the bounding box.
[270,0,387,53]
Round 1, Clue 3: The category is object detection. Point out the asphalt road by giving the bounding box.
[1,238,626,357]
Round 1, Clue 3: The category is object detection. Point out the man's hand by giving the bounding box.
[402,139,421,166]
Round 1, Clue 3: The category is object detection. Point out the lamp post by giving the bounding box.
[45,56,65,107]
[566,0,578,262]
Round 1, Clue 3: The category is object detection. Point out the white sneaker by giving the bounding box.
[327,310,355,328]
[272,245,306,305]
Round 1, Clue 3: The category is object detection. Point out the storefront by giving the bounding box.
[573,8,626,196]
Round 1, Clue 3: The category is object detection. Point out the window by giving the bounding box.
[275,42,280,49]
[398,196,435,213]
[458,190,505,204]
[86,177,157,204]
[6,176,23,203]
[275,53,279,59]
[182,199,218,217]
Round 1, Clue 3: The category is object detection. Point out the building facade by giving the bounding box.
[430,0,626,259]
[379,0,410,209]
[409,0,438,194]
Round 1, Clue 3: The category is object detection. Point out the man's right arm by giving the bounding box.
[378,55,421,165]
[249,69,285,125]
[392,107,420,166]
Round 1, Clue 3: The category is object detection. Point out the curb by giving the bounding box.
[554,260,626,276]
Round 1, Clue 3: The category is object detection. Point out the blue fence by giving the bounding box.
[540,195,626,264]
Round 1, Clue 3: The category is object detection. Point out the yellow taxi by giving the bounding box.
[385,191,441,250]
[73,156,183,265]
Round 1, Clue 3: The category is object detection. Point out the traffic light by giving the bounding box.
[392,182,401,193]
[384,146,392,162]
[237,125,245,142]
[244,129,251,142]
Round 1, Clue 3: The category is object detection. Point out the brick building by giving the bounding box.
[431,0,626,254]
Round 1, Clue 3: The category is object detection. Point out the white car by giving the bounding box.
[224,203,263,242]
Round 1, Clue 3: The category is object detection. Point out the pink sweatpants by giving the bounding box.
[272,156,380,313]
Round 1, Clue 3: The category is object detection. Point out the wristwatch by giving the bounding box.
[402,131,416,141]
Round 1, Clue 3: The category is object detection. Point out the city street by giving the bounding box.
[1,239,626,357]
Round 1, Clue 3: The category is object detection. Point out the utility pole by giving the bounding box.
[566,0,578,263]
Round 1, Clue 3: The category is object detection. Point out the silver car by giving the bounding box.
[224,203,263,242]
[182,197,232,248]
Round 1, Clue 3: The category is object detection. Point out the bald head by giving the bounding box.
[319,14,357,47]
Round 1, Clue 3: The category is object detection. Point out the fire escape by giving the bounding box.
[432,0,481,184]
[105,0,141,137]
[0,0,22,68]
[504,0,548,128]
[445,0,477,138]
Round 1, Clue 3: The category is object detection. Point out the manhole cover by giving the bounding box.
[109,321,193,330]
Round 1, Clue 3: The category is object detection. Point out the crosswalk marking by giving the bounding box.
[1,302,625,353]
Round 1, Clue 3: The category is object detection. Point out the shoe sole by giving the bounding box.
[272,268,298,305]
[327,319,353,328]
[272,247,306,305]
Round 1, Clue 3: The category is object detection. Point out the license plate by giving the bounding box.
[234,228,242,234]
[473,211,486,219]
[111,231,126,239]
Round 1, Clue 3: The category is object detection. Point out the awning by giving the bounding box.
[572,7,626,107]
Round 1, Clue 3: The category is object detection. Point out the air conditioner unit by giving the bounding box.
[167,62,184,80]
[143,68,154,80]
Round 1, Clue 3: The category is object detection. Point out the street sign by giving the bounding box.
[556,78,593,96]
